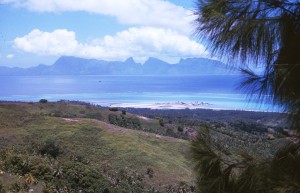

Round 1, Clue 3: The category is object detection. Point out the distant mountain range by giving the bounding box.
[0,56,239,75]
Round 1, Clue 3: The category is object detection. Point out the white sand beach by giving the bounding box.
[93,101,213,109]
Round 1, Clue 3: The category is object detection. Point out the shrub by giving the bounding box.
[146,168,154,178]
[9,182,28,193]
[109,107,118,112]
[108,114,118,125]
[159,119,164,127]
[39,140,61,159]
[122,110,127,115]
[39,99,48,103]
[108,114,141,129]
[32,164,51,178]
[178,126,184,132]
[4,155,31,175]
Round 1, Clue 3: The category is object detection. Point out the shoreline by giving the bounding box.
[93,101,213,110]
[91,101,280,113]
[0,100,281,113]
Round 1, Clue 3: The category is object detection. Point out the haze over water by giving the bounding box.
[0,75,278,111]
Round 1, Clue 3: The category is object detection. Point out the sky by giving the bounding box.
[0,0,211,67]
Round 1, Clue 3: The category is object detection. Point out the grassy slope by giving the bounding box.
[0,102,194,191]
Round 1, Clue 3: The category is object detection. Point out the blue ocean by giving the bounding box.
[0,75,278,111]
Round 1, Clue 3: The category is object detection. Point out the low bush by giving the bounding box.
[108,114,141,129]
[39,140,62,159]
[159,119,164,127]
[109,107,118,112]
[39,99,48,103]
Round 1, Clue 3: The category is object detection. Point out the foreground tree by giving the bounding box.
[195,0,300,128]
[191,128,300,193]
[192,0,300,192]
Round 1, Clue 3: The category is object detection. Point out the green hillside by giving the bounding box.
[0,102,194,193]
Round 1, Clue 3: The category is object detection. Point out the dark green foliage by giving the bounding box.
[0,149,155,193]
[122,110,126,115]
[4,155,26,175]
[177,126,184,132]
[229,121,267,134]
[191,129,300,193]
[0,184,4,193]
[39,140,62,159]
[193,1,300,192]
[146,168,154,178]
[195,0,300,130]
[126,107,282,143]
[103,188,110,193]
[58,161,111,192]
[159,118,164,127]
[9,182,28,193]
[39,99,48,103]
[126,108,284,127]
[109,107,119,112]
[191,129,234,193]
[108,114,141,129]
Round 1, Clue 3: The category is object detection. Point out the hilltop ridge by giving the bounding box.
[0,56,239,76]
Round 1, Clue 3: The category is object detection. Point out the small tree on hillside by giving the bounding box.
[39,99,48,103]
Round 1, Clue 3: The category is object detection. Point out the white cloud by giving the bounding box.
[14,28,209,63]
[1,0,195,35]
[14,29,78,55]
[6,54,14,59]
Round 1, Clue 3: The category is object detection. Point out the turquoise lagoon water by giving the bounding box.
[0,75,278,111]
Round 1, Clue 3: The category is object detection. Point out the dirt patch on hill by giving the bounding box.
[62,118,80,122]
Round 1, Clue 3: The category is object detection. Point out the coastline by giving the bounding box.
[0,99,280,112]
[92,101,280,112]
[93,101,213,110]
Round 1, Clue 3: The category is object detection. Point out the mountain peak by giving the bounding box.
[144,57,168,65]
[125,57,136,64]
[0,56,238,75]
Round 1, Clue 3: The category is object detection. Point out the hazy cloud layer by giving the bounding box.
[14,28,208,63]
[6,54,14,59]
[1,0,194,35]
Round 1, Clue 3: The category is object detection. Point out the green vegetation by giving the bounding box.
[194,0,300,129]
[0,101,291,192]
[159,118,165,127]
[109,107,119,112]
[39,139,62,159]
[39,99,48,103]
[193,0,300,192]
[108,113,141,129]
[0,102,193,192]
[191,129,300,193]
